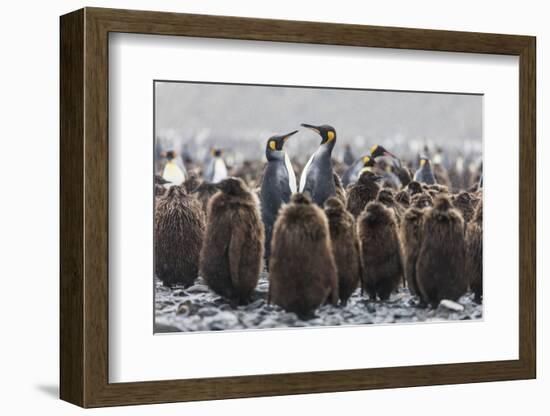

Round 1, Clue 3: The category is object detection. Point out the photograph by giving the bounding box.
[153,80,483,333]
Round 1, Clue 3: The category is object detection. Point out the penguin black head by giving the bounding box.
[370,144,397,160]
[266,130,298,152]
[215,177,248,196]
[164,150,176,160]
[301,123,336,145]
[211,148,223,157]
[291,192,312,205]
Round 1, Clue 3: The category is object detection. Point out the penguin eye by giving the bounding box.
[269,140,277,150]
[327,131,335,141]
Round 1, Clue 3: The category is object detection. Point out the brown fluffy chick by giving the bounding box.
[452,191,476,223]
[192,181,219,215]
[395,189,411,208]
[415,195,467,306]
[346,170,381,218]
[269,193,338,318]
[465,199,483,303]
[182,173,202,193]
[155,186,205,287]
[399,207,425,296]
[199,178,264,305]
[358,201,403,301]
[324,197,361,305]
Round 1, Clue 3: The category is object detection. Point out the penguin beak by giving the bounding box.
[283,130,299,142]
[300,123,320,134]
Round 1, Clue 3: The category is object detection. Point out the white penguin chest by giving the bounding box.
[162,161,185,186]
[211,158,228,183]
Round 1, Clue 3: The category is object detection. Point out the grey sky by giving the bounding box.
[155,81,482,163]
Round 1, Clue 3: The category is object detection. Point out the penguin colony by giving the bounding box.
[155,124,483,322]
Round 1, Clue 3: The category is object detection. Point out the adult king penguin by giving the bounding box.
[161,150,187,186]
[371,144,411,187]
[413,155,437,185]
[204,148,228,183]
[299,123,337,206]
[260,130,299,264]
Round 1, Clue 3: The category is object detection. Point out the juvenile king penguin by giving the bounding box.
[370,144,411,187]
[399,207,425,296]
[324,197,361,305]
[260,130,298,263]
[199,178,264,305]
[346,170,381,218]
[415,195,467,306]
[161,150,187,186]
[413,155,437,185]
[192,181,219,215]
[465,200,483,303]
[358,201,403,300]
[154,186,205,287]
[269,193,338,318]
[299,123,337,206]
[204,148,228,183]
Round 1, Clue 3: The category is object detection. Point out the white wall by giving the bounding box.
[0,0,545,414]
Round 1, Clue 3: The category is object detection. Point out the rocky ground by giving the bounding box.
[154,272,482,333]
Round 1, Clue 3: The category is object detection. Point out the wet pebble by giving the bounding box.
[186,284,210,294]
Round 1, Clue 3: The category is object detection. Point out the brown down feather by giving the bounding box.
[269,193,338,318]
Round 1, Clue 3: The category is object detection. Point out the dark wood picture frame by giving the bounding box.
[60,7,536,408]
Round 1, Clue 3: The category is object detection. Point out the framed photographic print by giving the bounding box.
[60,7,536,408]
